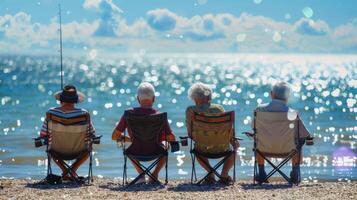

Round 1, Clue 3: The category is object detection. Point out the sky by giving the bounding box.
[0,0,357,55]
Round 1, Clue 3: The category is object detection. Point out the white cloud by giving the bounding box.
[1,5,357,54]
[83,0,122,13]
[294,18,329,36]
[83,0,123,37]
[83,0,102,10]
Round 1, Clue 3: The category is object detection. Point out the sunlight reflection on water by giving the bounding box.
[0,54,356,181]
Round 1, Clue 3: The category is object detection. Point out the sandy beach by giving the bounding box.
[0,178,356,200]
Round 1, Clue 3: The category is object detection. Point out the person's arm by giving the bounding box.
[112,129,131,142]
[112,115,131,142]
[164,120,176,142]
[297,115,310,139]
[88,113,96,137]
[40,118,48,138]
[230,133,240,150]
[185,108,193,138]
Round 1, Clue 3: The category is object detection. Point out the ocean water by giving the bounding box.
[0,53,356,182]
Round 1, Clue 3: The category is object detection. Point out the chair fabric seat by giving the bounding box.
[255,112,298,155]
[49,149,88,160]
[256,150,297,158]
[126,152,168,162]
[48,121,89,155]
[191,149,234,159]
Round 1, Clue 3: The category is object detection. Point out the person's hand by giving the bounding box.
[117,135,131,143]
[231,138,240,150]
[306,135,314,146]
[166,134,176,142]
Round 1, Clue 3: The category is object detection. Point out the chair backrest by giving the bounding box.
[254,111,299,156]
[125,111,167,156]
[191,111,234,150]
[46,110,90,159]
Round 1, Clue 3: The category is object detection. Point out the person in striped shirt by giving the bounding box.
[40,85,95,179]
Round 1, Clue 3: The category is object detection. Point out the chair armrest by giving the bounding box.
[169,141,180,152]
[305,136,314,146]
[179,136,189,146]
[116,135,125,143]
[92,135,102,144]
[33,136,48,148]
[242,131,255,138]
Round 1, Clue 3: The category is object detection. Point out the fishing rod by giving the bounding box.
[58,4,64,89]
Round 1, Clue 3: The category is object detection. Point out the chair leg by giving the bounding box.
[296,148,302,185]
[257,150,296,184]
[47,152,52,175]
[253,149,257,185]
[165,155,168,184]
[233,151,236,182]
[196,154,230,184]
[88,152,93,184]
[123,154,127,186]
[126,156,162,186]
[191,153,196,184]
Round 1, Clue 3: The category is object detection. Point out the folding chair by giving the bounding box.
[121,111,169,186]
[35,110,101,184]
[244,111,303,185]
[188,111,237,184]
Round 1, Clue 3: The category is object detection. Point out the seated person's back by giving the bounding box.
[253,82,312,184]
[255,82,310,139]
[40,85,95,179]
[111,82,175,184]
[186,103,229,154]
[185,82,239,184]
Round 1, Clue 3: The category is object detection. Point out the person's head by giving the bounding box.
[188,82,212,105]
[270,82,291,102]
[54,84,84,107]
[137,82,155,107]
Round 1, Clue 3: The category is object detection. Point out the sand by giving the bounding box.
[0,178,356,200]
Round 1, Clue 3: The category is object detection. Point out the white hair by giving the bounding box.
[188,82,212,101]
[272,82,291,100]
[137,82,155,100]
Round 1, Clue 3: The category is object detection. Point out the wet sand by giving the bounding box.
[0,178,356,200]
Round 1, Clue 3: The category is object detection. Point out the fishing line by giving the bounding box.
[58,4,64,90]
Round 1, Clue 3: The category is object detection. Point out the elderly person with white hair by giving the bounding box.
[112,82,176,184]
[255,81,313,184]
[185,82,239,184]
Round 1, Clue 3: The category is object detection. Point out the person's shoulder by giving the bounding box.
[186,105,196,112]
[76,108,91,115]
[211,103,225,111]
[255,102,269,112]
[46,107,61,114]
[125,107,135,112]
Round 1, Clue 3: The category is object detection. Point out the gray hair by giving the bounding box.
[272,82,291,100]
[137,82,155,100]
[188,82,212,101]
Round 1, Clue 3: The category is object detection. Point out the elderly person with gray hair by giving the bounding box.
[185,82,239,184]
[112,82,176,184]
[255,81,313,184]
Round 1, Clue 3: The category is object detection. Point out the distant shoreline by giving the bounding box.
[0,178,356,200]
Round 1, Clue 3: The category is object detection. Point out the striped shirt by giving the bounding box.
[40,107,95,138]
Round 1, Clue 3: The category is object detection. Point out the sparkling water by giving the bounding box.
[0,53,356,182]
